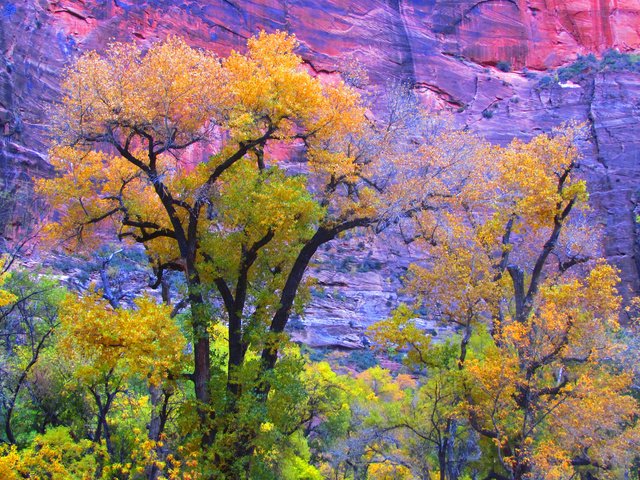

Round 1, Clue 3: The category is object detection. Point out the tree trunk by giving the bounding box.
[146,386,171,480]
[186,272,211,406]
[438,448,447,480]
[258,226,336,393]
[187,278,214,446]
[446,420,461,480]
[4,408,15,444]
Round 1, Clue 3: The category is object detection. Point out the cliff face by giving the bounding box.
[2,0,640,347]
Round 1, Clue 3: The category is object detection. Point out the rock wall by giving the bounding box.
[2,0,640,346]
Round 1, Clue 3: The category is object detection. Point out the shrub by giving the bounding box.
[345,349,378,371]
[357,257,383,273]
[557,53,598,82]
[538,75,555,87]
[545,51,640,87]
[287,316,305,331]
[310,287,328,299]
[0,427,103,480]
[306,347,329,363]
[336,257,353,273]
[496,60,511,72]
[333,290,347,302]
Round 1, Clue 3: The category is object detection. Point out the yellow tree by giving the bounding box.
[39,32,497,473]
[55,292,185,456]
[463,263,639,479]
[372,125,640,479]
[39,34,434,475]
[38,31,369,414]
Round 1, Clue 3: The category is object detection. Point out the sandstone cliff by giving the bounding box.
[2,0,640,346]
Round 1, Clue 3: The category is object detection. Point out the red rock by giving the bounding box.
[2,0,640,341]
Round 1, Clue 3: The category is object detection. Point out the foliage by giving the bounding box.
[481,108,494,119]
[0,269,65,444]
[0,29,637,480]
[343,349,379,371]
[0,257,17,307]
[35,29,495,475]
[0,427,104,480]
[57,291,185,388]
[496,61,511,72]
[370,124,640,479]
[539,50,640,87]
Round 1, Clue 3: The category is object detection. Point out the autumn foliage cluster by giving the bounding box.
[0,32,638,479]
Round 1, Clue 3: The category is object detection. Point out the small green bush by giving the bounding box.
[344,349,378,371]
[310,287,328,299]
[357,257,383,273]
[538,75,555,87]
[496,60,511,72]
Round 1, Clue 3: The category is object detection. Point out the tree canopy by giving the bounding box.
[0,31,636,480]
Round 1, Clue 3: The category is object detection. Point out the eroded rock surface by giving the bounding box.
[2,0,640,346]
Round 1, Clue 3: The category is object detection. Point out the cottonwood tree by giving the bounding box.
[435,127,638,479]
[39,31,470,473]
[372,125,640,479]
[40,31,367,418]
[40,31,496,475]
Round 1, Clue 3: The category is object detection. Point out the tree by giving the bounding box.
[54,292,185,457]
[39,28,479,471]
[0,270,63,445]
[39,29,365,423]
[38,29,638,479]
[463,264,638,479]
[370,125,640,479]
[39,31,435,475]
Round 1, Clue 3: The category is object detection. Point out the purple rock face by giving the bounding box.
[2,1,640,345]
[456,68,640,299]
[590,72,640,296]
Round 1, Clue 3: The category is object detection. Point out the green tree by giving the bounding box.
[0,270,63,444]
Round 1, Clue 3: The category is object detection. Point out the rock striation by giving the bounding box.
[2,0,640,346]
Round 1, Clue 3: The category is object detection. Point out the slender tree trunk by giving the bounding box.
[227,310,243,399]
[438,447,447,480]
[146,386,171,480]
[91,388,116,455]
[446,419,462,480]
[186,273,214,446]
[186,269,211,406]
[3,328,53,444]
[260,219,371,379]
[4,406,15,444]
[258,227,335,393]
[459,321,472,369]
